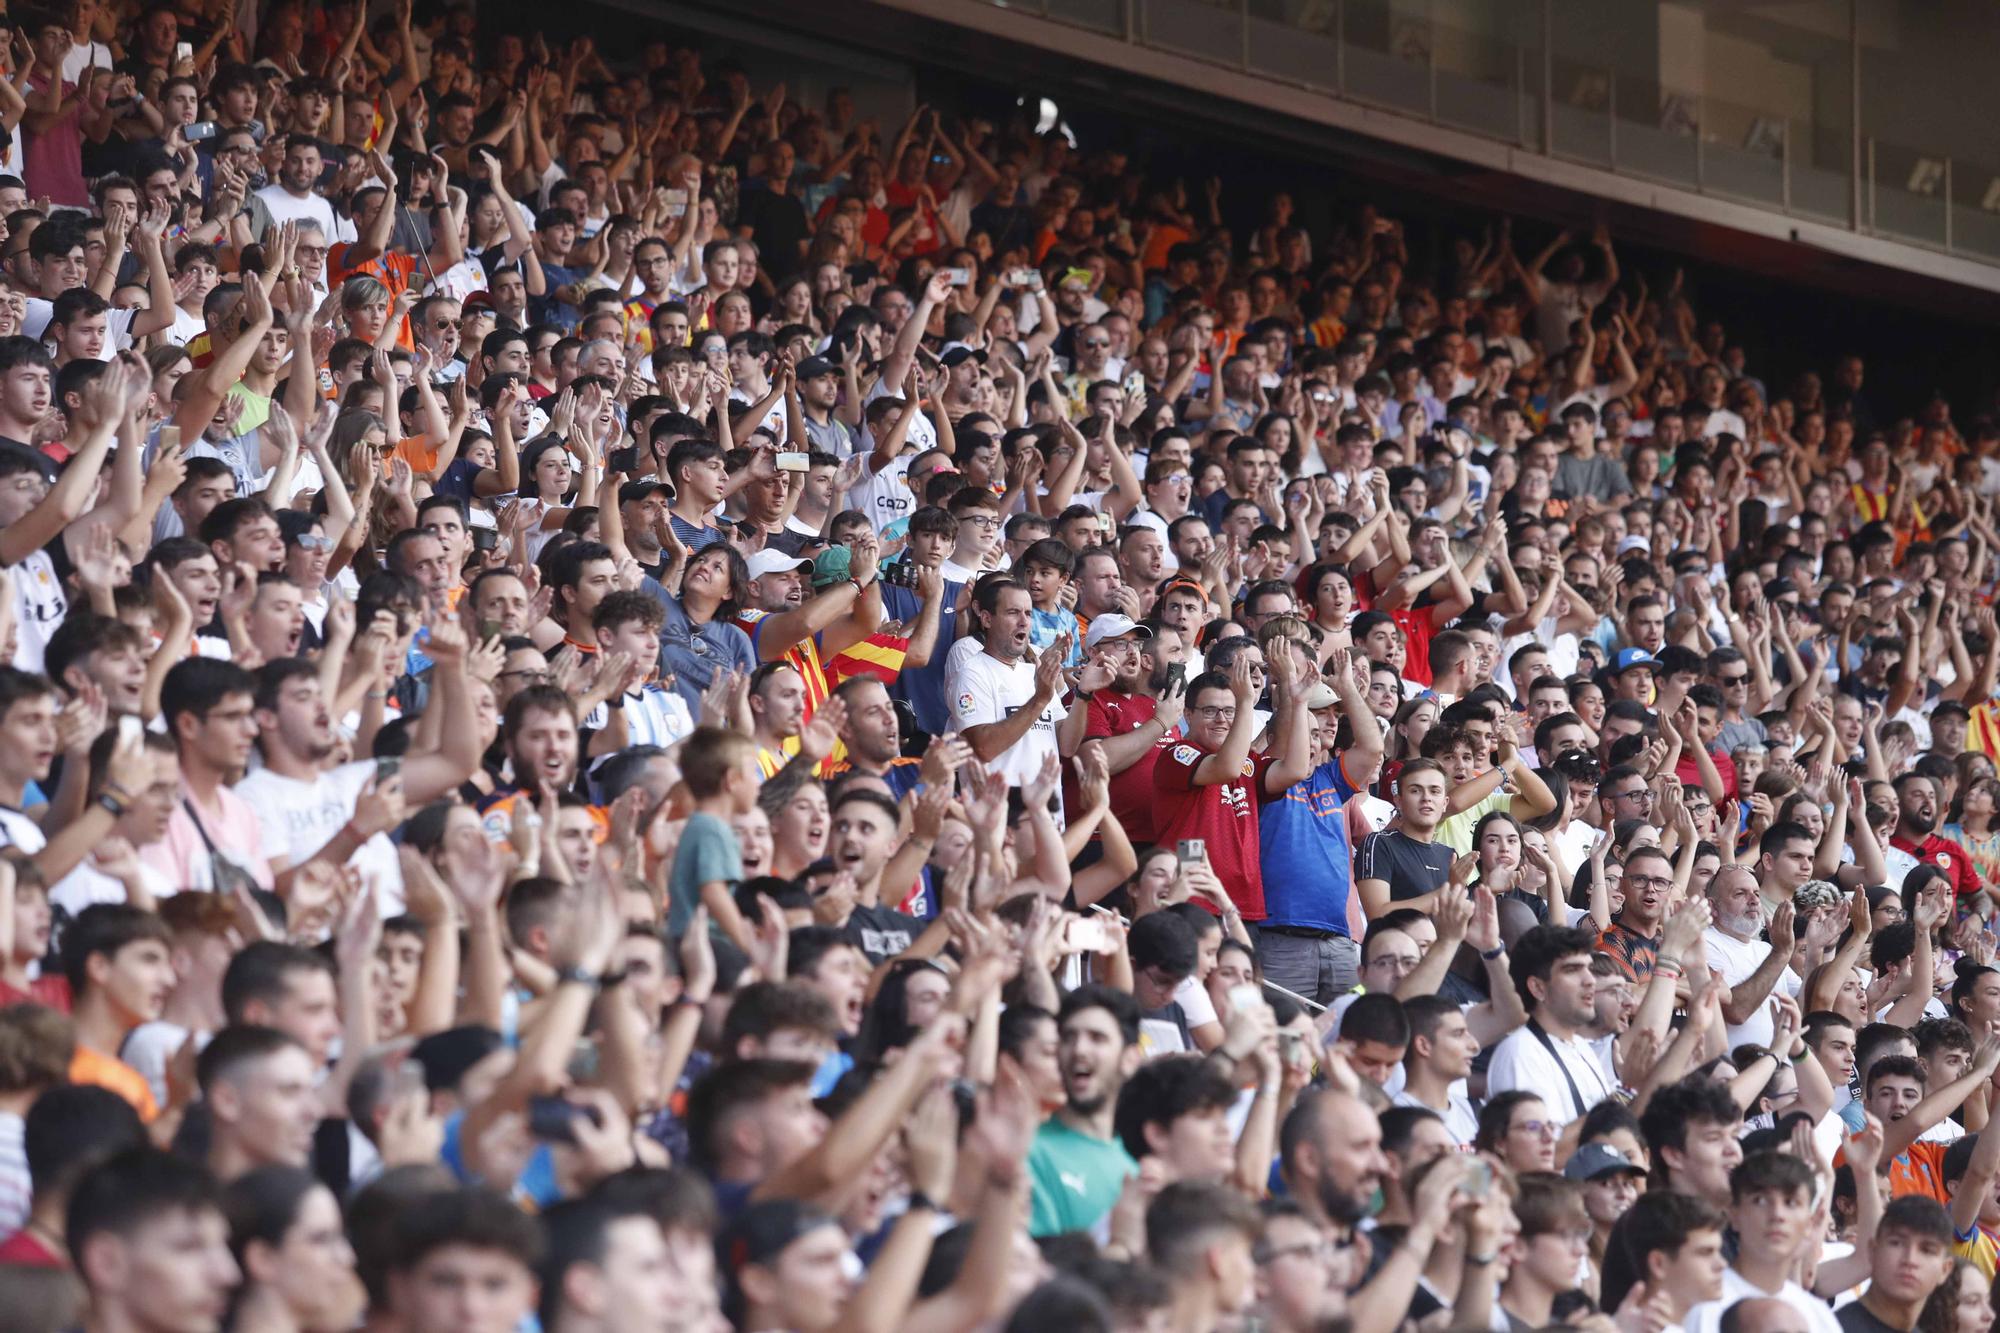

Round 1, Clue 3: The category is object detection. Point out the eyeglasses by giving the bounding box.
[499,668,550,682]
[1625,874,1674,891]
[1080,339,1110,350]
[1190,705,1237,721]
[1613,787,1652,803]
[291,534,332,551]
[1256,1235,1355,1265]
[958,515,1000,530]
[1512,1119,1560,1139]
[1718,673,1749,685]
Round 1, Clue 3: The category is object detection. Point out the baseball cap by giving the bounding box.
[1303,681,1339,710]
[939,342,986,368]
[1612,647,1659,675]
[1615,534,1651,555]
[794,355,838,381]
[1563,1143,1646,1183]
[617,479,673,506]
[745,549,813,582]
[811,546,853,589]
[1083,614,1153,652]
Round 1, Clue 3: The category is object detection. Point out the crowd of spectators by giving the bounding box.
[2,3,2000,1333]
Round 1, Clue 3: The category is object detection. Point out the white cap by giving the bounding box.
[745,549,813,581]
[1083,614,1153,651]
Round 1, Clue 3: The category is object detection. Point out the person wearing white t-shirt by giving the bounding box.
[725,331,788,440]
[1393,994,1481,1145]
[848,383,924,539]
[249,138,357,246]
[1483,924,1615,1125]
[1678,1153,1842,1333]
[947,580,1092,793]
[233,634,484,913]
[1703,865,1798,1053]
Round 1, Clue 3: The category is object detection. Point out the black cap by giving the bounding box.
[939,344,985,368]
[618,479,673,505]
[794,355,837,381]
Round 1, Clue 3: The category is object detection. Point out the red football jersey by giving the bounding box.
[1152,740,1273,920]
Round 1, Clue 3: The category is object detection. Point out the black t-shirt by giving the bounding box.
[845,903,922,965]
[1355,829,1455,902]
[1836,1300,1902,1333]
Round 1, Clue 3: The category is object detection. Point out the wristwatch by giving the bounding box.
[554,965,602,990]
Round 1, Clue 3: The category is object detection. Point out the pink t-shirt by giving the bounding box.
[140,783,273,894]
[21,80,86,207]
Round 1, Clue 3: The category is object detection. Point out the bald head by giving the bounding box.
[1719,1297,1813,1333]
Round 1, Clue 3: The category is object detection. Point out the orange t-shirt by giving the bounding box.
[1889,1141,1951,1202]
[392,434,437,476]
[71,1045,160,1123]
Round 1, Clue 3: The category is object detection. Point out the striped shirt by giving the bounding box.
[735,609,830,722]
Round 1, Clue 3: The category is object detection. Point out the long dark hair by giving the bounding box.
[679,541,749,623]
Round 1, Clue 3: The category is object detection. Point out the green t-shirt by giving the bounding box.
[1027,1115,1136,1238]
[666,811,742,936]
[1434,788,1510,856]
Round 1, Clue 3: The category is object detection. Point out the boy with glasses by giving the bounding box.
[1499,1174,1594,1330]
[1251,1200,1361,1333]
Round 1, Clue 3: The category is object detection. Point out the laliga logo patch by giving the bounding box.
[1171,745,1200,765]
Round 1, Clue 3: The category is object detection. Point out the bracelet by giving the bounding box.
[94,792,127,818]
[1466,1253,1498,1266]
[1479,945,1505,961]
[905,1190,940,1213]
[554,965,602,990]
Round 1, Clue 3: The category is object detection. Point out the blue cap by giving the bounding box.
[1612,648,1659,675]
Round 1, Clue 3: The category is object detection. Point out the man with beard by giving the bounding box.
[1027,984,1145,1237]
[466,568,536,640]
[238,632,480,909]
[1483,925,1614,1125]
[477,683,585,839]
[747,663,808,779]
[1886,773,1984,903]
[1279,1086,1475,1328]
[829,674,967,802]
[821,789,924,964]
[1083,617,1184,845]
[737,543,883,728]
[1703,865,1799,1053]
[1597,845,1674,983]
[950,579,1088,790]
